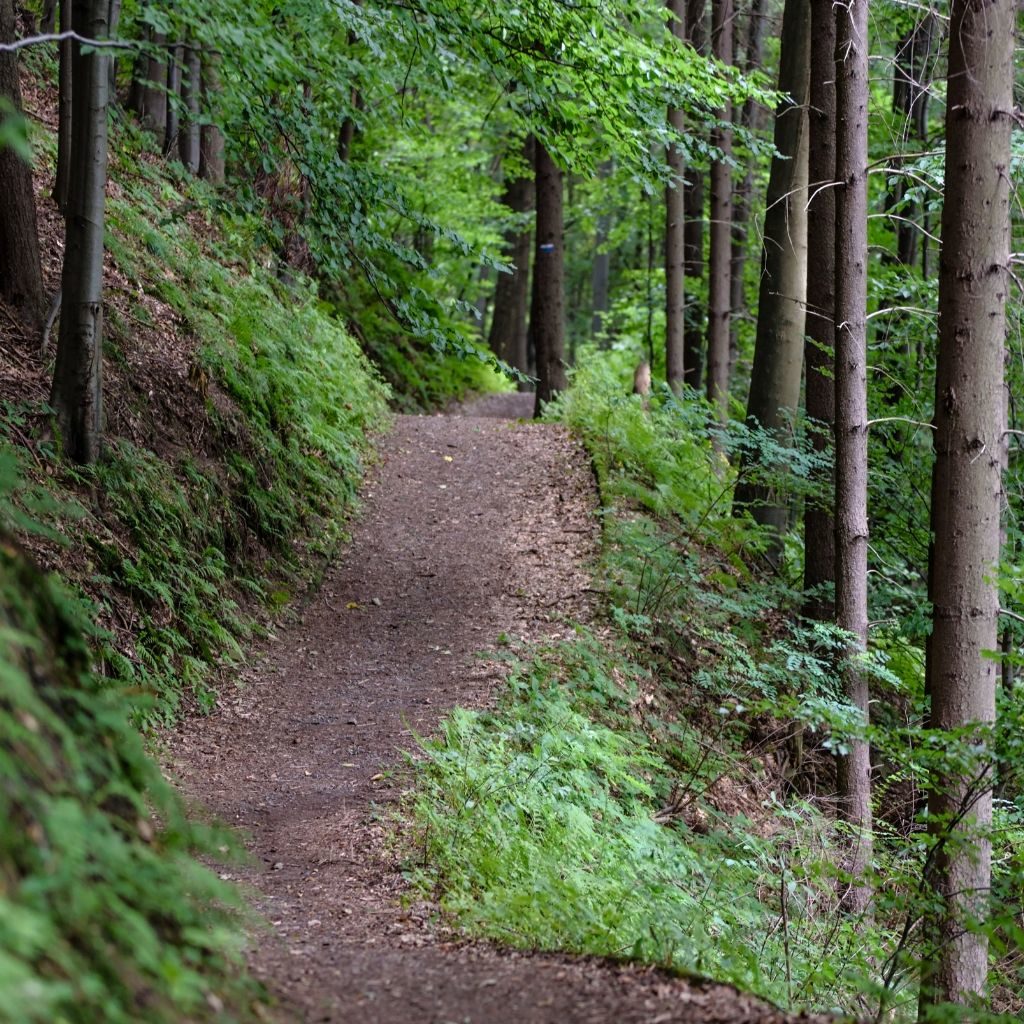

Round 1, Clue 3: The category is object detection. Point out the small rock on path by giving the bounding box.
[172,396,830,1024]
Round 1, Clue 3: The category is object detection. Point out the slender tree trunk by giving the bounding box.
[918,0,1012,1007]
[162,41,182,158]
[0,0,44,326]
[728,0,766,374]
[40,0,57,32]
[140,32,166,145]
[802,0,837,619]
[54,0,73,214]
[51,0,110,465]
[336,0,363,162]
[682,0,708,390]
[705,0,733,435]
[591,160,612,338]
[199,54,226,185]
[833,0,872,914]
[488,137,534,379]
[106,0,120,95]
[664,0,687,391]
[732,0,810,544]
[178,44,201,173]
[531,139,567,415]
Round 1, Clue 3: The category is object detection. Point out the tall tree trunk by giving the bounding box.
[732,0,810,545]
[918,0,1012,1007]
[199,54,226,185]
[51,0,110,465]
[40,0,57,32]
[0,0,44,326]
[531,139,566,416]
[106,0,120,95]
[178,43,201,173]
[802,0,837,619]
[833,0,872,914]
[54,0,73,214]
[591,160,612,338]
[728,0,766,374]
[488,136,534,380]
[162,41,182,158]
[705,0,733,435]
[683,0,707,390]
[664,0,686,391]
[138,32,167,145]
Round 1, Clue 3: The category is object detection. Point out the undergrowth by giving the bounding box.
[407,356,1024,1021]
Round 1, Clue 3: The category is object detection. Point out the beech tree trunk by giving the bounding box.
[833,0,872,913]
[488,137,534,380]
[0,0,44,325]
[139,32,167,145]
[802,0,837,619]
[705,0,733,433]
[918,0,1012,1006]
[51,0,110,465]
[664,0,686,391]
[178,44,201,173]
[54,0,73,214]
[732,0,809,544]
[199,55,226,186]
[530,139,566,416]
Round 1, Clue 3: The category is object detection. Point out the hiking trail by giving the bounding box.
[172,395,825,1024]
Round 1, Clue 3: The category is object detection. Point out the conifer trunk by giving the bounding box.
[488,137,534,379]
[531,140,566,415]
[705,0,733,433]
[683,0,707,389]
[664,0,686,391]
[802,0,837,618]
[833,0,872,912]
[0,0,44,326]
[51,0,110,465]
[918,0,1012,1005]
[732,0,809,542]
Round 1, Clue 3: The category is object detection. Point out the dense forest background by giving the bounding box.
[0,0,1022,1020]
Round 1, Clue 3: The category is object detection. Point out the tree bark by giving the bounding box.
[530,139,567,416]
[918,0,1012,1007]
[728,0,766,374]
[833,0,872,914]
[178,43,201,173]
[0,0,44,326]
[139,32,167,145]
[664,0,687,392]
[51,0,110,465]
[199,54,226,186]
[732,0,809,545]
[106,0,120,95]
[683,0,707,389]
[53,0,72,214]
[705,0,733,435]
[488,137,534,380]
[162,41,182,158]
[802,0,837,619]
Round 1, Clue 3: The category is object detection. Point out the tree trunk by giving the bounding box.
[591,160,612,338]
[106,0,120,95]
[488,137,534,380]
[728,0,766,374]
[40,0,57,32]
[140,32,167,145]
[531,139,566,416]
[51,0,110,465]
[833,0,872,914]
[705,0,733,435]
[732,0,810,545]
[54,0,73,214]
[802,0,837,619]
[918,0,1012,1007]
[199,54,226,186]
[336,0,363,162]
[178,44,201,173]
[664,0,687,392]
[0,0,44,326]
[162,42,182,158]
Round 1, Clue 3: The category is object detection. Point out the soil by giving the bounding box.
[171,394,832,1024]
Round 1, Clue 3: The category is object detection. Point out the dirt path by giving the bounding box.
[172,395,824,1024]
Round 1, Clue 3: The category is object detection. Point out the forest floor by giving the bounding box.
[171,394,831,1024]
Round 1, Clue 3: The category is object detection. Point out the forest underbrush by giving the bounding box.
[406,354,1024,1022]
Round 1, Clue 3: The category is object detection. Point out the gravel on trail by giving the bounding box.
[172,393,832,1024]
